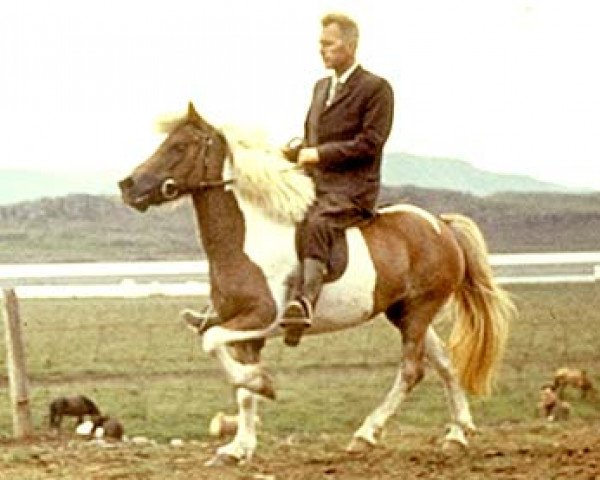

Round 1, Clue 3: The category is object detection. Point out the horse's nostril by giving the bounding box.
[118,177,134,190]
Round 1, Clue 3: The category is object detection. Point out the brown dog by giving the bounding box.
[553,367,595,399]
[91,415,124,441]
[49,395,100,429]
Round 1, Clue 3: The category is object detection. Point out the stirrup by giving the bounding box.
[280,297,312,347]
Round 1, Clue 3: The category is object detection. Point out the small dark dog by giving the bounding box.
[49,395,100,429]
[91,415,124,441]
[537,383,570,421]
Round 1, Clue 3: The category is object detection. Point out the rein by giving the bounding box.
[189,178,236,191]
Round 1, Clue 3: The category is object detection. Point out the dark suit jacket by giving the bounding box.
[304,66,394,211]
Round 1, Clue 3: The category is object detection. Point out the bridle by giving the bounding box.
[160,127,235,200]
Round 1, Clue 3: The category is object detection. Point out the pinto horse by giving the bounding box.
[119,102,514,465]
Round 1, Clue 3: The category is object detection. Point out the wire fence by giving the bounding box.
[1,283,600,440]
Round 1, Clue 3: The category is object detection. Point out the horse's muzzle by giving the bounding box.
[118,175,153,212]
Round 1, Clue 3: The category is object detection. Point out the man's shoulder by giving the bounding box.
[355,67,392,90]
[314,76,330,87]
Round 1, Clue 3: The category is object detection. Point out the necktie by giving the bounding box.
[326,79,341,107]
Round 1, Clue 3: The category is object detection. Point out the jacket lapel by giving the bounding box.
[323,66,363,111]
[315,79,329,111]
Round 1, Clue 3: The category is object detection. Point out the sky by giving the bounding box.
[1,0,599,190]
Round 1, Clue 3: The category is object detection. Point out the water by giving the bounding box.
[2,253,599,298]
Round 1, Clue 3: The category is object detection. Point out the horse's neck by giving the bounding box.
[191,189,246,263]
[192,187,296,278]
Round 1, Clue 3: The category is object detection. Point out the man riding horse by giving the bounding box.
[280,13,394,345]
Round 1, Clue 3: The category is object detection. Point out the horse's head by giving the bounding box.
[119,102,229,211]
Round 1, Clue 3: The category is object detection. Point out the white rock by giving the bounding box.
[131,436,151,444]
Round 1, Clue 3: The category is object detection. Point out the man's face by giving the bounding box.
[319,23,354,73]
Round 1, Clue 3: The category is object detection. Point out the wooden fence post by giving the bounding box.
[2,288,34,438]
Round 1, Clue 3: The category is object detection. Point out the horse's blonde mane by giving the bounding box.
[153,112,315,224]
[221,126,315,225]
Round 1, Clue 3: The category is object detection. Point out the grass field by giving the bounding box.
[2,282,599,439]
[1,283,599,478]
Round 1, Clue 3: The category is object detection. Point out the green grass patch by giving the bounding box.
[1,283,599,442]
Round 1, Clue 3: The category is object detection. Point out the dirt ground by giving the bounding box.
[1,420,599,480]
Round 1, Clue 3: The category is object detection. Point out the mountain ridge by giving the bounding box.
[382,153,584,195]
[1,188,599,263]
[0,152,590,206]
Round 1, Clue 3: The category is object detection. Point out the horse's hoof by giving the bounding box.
[346,436,375,454]
[180,308,220,335]
[204,453,240,467]
[254,371,276,400]
[444,423,468,450]
[442,439,468,454]
[464,424,478,436]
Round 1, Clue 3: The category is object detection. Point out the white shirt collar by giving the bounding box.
[332,62,359,85]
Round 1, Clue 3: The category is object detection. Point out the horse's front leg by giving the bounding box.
[204,340,266,465]
[205,387,260,466]
[202,326,277,399]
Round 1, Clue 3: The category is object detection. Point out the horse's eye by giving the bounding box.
[172,143,186,153]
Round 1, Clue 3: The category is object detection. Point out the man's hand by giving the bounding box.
[298,147,320,165]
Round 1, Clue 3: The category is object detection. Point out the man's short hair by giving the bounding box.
[321,12,359,45]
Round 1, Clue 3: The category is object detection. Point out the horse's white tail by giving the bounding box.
[441,213,515,396]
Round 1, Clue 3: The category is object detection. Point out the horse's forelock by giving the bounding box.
[154,112,186,134]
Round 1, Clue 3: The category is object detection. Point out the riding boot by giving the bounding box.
[283,263,303,304]
[281,258,327,346]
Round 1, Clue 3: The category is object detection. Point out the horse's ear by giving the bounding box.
[188,102,200,121]
[187,101,210,127]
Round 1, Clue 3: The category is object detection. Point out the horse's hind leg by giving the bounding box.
[425,326,476,448]
[347,300,441,452]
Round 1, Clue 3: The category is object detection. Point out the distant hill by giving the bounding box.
[382,153,585,195]
[1,190,599,263]
[0,152,590,206]
[0,169,120,206]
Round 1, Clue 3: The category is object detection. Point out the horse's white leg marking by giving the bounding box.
[202,326,279,355]
[207,342,258,387]
[202,326,278,396]
[349,324,476,451]
[214,388,258,461]
[350,366,409,448]
[424,326,476,437]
